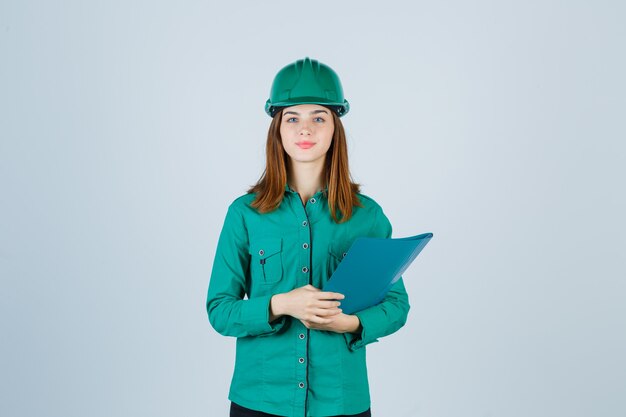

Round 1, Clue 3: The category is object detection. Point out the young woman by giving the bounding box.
[206,57,410,417]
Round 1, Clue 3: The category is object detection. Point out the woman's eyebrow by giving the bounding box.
[283,109,329,116]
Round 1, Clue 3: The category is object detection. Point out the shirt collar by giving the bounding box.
[284,183,328,196]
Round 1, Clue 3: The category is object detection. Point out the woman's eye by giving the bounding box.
[314,117,325,122]
[287,117,297,122]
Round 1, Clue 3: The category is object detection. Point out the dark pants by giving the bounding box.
[230,401,372,417]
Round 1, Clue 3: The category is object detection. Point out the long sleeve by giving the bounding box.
[206,203,287,338]
[344,208,411,351]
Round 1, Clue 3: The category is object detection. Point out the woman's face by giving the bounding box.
[280,104,335,165]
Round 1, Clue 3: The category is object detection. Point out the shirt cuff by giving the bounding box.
[343,308,382,351]
[240,294,287,337]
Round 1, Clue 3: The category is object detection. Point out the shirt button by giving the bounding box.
[299,333,305,339]
[343,252,347,258]
[309,198,316,204]
[298,357,305,364]
[302,220,308,227]
[302,243,309,249]
[301,266,309,273]
[259,249,264,256]
[299,382,305,388]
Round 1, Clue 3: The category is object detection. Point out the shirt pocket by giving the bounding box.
[327,241,350,279]
[249,237,284,284]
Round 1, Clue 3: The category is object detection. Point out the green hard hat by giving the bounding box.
[265,57,350,118]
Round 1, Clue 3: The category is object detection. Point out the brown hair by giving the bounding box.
[247,108,363,223]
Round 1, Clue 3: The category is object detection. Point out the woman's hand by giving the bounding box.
[299,313,362,334]
[270,284,344,324]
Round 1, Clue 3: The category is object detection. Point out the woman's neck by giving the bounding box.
[288,160,325,204]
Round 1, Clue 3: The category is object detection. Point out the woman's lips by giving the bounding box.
[296,142,315,149]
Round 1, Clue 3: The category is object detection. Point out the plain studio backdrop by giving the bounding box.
[1,1,625,417]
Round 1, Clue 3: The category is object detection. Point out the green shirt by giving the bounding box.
[206,184,410,417]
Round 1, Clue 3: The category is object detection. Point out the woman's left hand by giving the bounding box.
[299,313,362,334]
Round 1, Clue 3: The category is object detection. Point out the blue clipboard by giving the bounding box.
[322,232,433,314]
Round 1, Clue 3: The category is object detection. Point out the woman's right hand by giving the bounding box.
[270,284,345,324]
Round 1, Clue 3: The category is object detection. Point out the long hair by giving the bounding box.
[247,108,363,223]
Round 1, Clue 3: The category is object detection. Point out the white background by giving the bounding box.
[1,1,625,416]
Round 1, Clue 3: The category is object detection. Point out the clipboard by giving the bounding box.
[322,232,433,314]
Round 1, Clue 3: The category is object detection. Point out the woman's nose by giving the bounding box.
[299,124,312,135]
